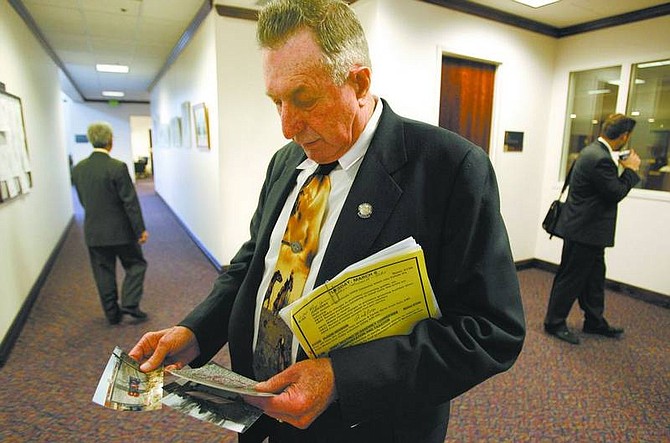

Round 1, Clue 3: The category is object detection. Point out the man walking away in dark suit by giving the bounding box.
[72,122,149,324]
[544,114,641,345]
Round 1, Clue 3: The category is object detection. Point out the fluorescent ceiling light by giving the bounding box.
[587,89,611,95]
[102,91,125,97]
[512,0,560,8]
[96,64,129,73]
[637,60,670,69]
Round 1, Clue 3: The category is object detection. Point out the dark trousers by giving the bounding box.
[544,240,607,330]
[239,403,449,443]
[88,243,147,321]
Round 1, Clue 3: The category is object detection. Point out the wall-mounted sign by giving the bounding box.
[504,131,524,152]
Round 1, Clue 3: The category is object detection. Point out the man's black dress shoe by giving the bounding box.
[544,326,580,345]
[583,325,623,337]
[108,311,122,325]
[121,307,148,319]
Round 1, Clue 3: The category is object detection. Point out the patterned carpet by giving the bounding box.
[0,180,668,442]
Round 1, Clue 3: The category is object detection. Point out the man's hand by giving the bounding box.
[243,358,337,429]
[138,230,149,244]
[620,149,641,172]
[128,326,200,372]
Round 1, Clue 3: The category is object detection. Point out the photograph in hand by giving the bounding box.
[92,346,163,411]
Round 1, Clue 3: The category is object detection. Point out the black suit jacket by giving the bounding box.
[180,100,525,441]
[72,151,145,247]
[555,141,639,247]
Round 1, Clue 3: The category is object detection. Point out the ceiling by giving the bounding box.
[10,0,670,103]
[444,0,669,28]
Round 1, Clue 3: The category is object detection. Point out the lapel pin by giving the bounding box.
[357,203,373,219]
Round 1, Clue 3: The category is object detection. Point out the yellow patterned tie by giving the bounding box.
[253,162,338,380]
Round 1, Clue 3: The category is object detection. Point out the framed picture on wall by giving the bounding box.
[0,89,33,203]
[181,101,192,148]
[193,102,210,149]
[170,116,182,147]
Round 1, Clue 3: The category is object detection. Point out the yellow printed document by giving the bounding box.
[279,237,441,359]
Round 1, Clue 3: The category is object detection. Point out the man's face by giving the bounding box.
[263,29,365,164]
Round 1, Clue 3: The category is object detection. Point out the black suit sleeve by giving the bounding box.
[330,148,525,425]
[114,163,145,237]
[591,157,640,204]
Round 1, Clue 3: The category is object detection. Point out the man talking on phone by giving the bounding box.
[544,113,641,345]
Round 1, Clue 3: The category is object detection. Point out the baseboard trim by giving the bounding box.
[154,191,223,272]
[516,258,669,309]
[0,216,74,368]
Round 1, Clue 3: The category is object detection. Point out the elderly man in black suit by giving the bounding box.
[72,122,149,324]
[544,114,641,345]
[130,1,525,441]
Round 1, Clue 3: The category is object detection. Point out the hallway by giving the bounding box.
[0,181,668,442]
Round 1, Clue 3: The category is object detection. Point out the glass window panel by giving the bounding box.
[626,59,670,192]
[561,66,621,178]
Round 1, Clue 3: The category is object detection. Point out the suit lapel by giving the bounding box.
[315,101,406,286]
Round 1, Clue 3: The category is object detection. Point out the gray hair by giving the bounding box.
[257,0,371,85]
[87,122,113,148]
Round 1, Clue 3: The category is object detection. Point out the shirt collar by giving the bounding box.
[297,98,383,172]
[93,148,110,155]
[597,137,618,165]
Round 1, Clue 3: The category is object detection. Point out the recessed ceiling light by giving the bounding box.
[102,91,125,97]
[96,64,129,73]
[513,0,560,8]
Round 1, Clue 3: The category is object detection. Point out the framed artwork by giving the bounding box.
[170,116,182,147]
[0,89,32,203]
[181,101,192,148]
[155,122,169,148]
[193,102,210,149]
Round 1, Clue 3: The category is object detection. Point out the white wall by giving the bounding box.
[149,0,668,296]
[150,12,285,265]
[215,15,286,262]
[536,17,670,295]
[0,2,72,342]
[361,0,557,263]
[150,13,224,264]
[64,100,150,180]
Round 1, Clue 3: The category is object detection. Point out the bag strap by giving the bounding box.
[559,161,575,198]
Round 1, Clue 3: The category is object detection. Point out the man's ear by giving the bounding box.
[349,66,372,100]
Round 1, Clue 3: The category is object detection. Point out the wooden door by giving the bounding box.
[439,56,496,154]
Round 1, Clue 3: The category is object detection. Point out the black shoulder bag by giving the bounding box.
[542,163,574,239]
